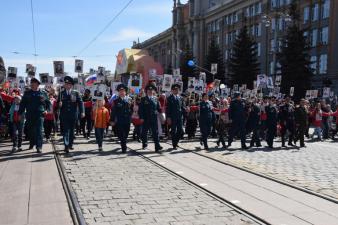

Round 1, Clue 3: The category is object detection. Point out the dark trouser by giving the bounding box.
[200,122,211,148]
[62,117,75,147]
[95,128,104,148]
[81,115,92,137]
[266,125,276,148]
[133,125,141,140]
[295,125,305,146]
[259,120,267,139]
[12,122,23,148]
[171,119,183,147]
[281,124,295,146]
[322,120,329,139]
[186,119,197,138]
[117,123,130,151]
[44,119,54,139]
[217,133,227,147]
[27,116,44,149]
[228,122,246,147]
[142,120,161,149]
[250,128,261,147]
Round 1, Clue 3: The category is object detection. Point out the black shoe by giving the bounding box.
[300,144,306,148]
[11,147,17,153]
[222,145,228,149]
[288,143,294,146]
[142,144,147,149]
[69,146,74,150]
[99,147,103,152]
[216,141,220,147]
[256,144,262,147]
[204,145,209,150]
[28,145,34,150]
[36,148,42,153]
[64,146,69,153]
[173,145,177,150]
[242,146,249,150]
[200,140,203,146]
[155,146,163,152]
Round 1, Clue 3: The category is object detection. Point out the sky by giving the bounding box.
[0,0,186,77]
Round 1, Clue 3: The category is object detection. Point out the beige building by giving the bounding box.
[132,0,338,90]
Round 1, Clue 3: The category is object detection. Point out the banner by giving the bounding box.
[75,59,84,73]
[54,61,64,77]
[162,74,173,92]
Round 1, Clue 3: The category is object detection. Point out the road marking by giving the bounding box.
[199,183,208,186]
[176,171,184,174]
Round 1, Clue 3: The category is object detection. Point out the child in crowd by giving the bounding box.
[92,99,110,151]
[9,96,24,153]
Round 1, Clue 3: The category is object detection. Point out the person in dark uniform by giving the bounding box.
[18,78,51,153]
[81,89,93,139]
[246,98,262,148]
[139,84,163,152]
[57,76,84,153]
[278,96,295,147]
[228,92,249,150]
[294,99,308,148]
[265,97,278,149]
[166,84,186,149]
[199,93,214,150]
[110,84,132,153]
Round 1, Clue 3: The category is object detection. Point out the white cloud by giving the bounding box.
[101,28,155,43]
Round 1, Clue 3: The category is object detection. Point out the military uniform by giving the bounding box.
[228,94,248,149]
[266,103,278,148]
[166,91,185,149]
[294,105,308,147]
[246,103,261,147]
[57,77,84,152]
[111,89,132,153]
[278,102,295,147]
[139,85,162,152]
[199,100,214,150]
[19,80,50,152]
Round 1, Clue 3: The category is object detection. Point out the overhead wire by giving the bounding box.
[76,0,135,56]
[30,0,37,63]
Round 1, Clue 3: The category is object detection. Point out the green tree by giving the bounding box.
[228,26,260,89]
[180,42,198,90]
[277,1,313,101]
[204,37,225,84]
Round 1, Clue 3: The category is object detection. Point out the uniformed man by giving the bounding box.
[57,76,84,153]
[199,93,214,150]
[166,84,186,149]
[110,84,132,153]
[246,98,262,148]
[19,78,51,153]
[139,84,163,152]
[228,92,249,150]
[294,99,308,148]
[81,89,93,139]
[265,96,278,149]
[278,96,295,147]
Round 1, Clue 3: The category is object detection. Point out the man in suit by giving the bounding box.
[139,84,163,152]
[57,76,84,153]
[110,84,132,153]
[19,78,51,153]
[166,84,186,149]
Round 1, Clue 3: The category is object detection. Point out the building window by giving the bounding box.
[271,18,276,30]
[251,25,255,36]
[310,56,317,72]
[271,0,278,8]
[233,12,238,23]
[255,2,262,15]
[250,5,255,16]
[245,7,250,17]
[321,0,330,19]
[320,27,329,45]
[257,43,261,57]
[271,39,276,51]
[311,29,318,47]
[225,50,229,60]
[225,33,229,45]
[270,61,274,75]
[319,54,328,74]
[303,6,310,23]
[255,23,262,37]
[312,3,319,21]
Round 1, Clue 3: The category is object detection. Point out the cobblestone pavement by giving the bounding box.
[174,137,338,200]
[55,139,260,225]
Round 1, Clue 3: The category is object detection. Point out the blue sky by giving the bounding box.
[0,0,185,77]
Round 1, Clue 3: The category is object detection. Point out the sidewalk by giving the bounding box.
[0,140,73,225]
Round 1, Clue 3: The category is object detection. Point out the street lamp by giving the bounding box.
[261,13,292,81]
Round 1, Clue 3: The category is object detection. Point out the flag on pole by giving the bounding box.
[85,74,97,86]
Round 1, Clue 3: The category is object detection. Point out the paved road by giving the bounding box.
[55,138,260,225]
[172,137,338,200]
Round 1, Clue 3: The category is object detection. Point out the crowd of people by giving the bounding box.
[1,76,338,154]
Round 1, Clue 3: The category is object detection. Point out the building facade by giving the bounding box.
[132,0,338,90]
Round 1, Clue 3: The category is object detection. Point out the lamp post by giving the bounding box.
[261,13,292,81]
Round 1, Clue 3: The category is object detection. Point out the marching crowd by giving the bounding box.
[1,75,338,154]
